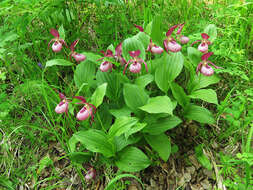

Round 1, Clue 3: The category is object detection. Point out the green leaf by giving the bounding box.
[189,89,218,104]
[170,82,190,107]
[109,117,139,138]
[139,96,173,114]
[115,147,151,172]
[74,61,96,88]
[184,105,215,124]
[195,144,212,170]
[135,74,154,89]
[74,129,114,157]
[188,74,220,93]
[144,133,171,161]
[104,174,144,190]
[58,25,65,40]
[155,53,184,92]
[115,135,142,152]
[37,154,53,174]
[96,71,121,100]
[125,122,146,139]
[134,32,150,49]
[122,37,145,61]
[143,116,182,135]
[68,152,92,164]
[204,24,217,42]
[187,47,202,65]
[81,51,102,64]
[110,106,132,118]
[45,59,73,68]
[68,136,79,152]
[91,83,107,108]
[150,15,163,47]
[123,83,149,111]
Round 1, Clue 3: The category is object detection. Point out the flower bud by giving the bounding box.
[180,36,189,44]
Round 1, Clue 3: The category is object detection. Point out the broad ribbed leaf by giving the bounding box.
[150,15,163,47]
[155,53,184,92]
[109,106,132,118]
[189,89,218,104]
[123,83,149,111]
[96,71,121,100]
[187,47,202,65]
[115,135,142,152]
[81,51,102,64]
[74,61,95,87]
[74,129,114,157]
[91,83,107,107]
[204,24,217,42]
[134,32,150,50]
[116,147,151,172]
[139,96,173,114]
[143,116,182,135]
[109,117,139,138]
[135,74,154,89]
[144,133,171,161]
[46,59,73,67]
[188,74,220,93]
[184,105,215,124]
[170,82,190,107]
[122,37,145,61]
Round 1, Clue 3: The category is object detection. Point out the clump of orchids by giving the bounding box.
[48,28,86,63]
[55,93,96,122]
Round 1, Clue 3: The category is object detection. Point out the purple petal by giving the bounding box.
[176,23,185,35]
[166,24,179,37]
[201,52,213,61]
[129,50,141,57]
[134,24,144,32]
[50,29,59,38]
[201,33,210,40]
[73,96,87,103]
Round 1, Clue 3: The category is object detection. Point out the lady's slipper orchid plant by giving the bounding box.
[55,93,69,114]
[196,52,222,76]
[70,39,86,63]
[164,24,182,53]
[191,33,211,53]
[123,50,148,74]
[48,29,67,52]
[176,23,189,44]
[74,96,96,122]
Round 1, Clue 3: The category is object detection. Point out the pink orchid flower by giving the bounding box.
[55,92,69,114]
[115,42,127,65]
[123,50,148,74]
[48,29,67,52]
[134,24,164,54]
[196,52,222,76]
[176,23,189,44]
[85,167,96,181]
[74,96,96,122]
[191,33,211,53]
[147,39,164,54]
[164,24,182,53]
[69,39,86,63]
[97,49,114,72]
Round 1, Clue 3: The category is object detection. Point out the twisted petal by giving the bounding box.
[123,60,133,74]
[115,42,123,56]
[163,39,169,53]
[73,96,87,103]
[50,29,59,38]
[48,39,55,48]
[196,62,203,74]
[129,50,141,58]
[201,33,210,40]
[201,52,213,61]
[134,24,144,32]
[166,24,179,37]
[70,39,79,52]
[207,61,222,69]
[191,40,201,46]
[176,23,185,35]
